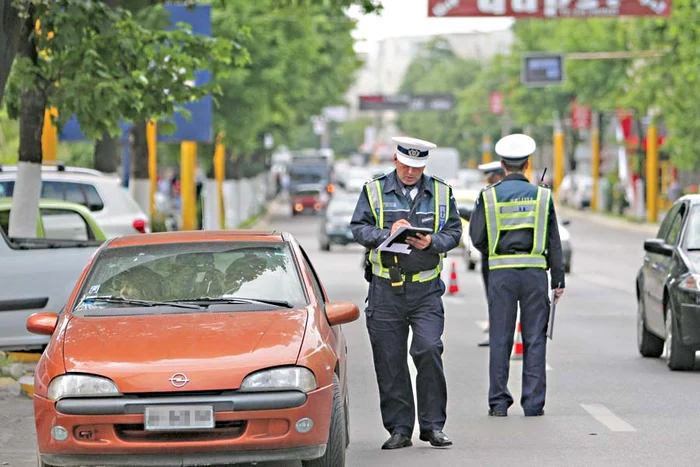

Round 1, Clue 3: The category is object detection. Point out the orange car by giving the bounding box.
[27,230,359,467]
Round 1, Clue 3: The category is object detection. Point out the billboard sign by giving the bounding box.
[521,54,564,87]
[359,94,455,112]
[428,0,671,18]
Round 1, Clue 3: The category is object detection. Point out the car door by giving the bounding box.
[646,203,686,333]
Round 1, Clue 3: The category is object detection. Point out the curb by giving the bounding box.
[18,375,35,398]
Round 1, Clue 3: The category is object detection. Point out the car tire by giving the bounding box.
[665,302,695,371]
[637,294,663,358]
[303,374,346,467]
[321,241,331,252]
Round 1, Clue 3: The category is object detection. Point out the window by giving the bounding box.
[0,210,9,235]
[299,247,327,304]
[72,242,307,314]
[64,183,86,205]
[0,181,14,197]
[83,184,105,211]
[683,206,700,250]
[41,181,63,200]
[664,205,686,246]
[40,209,90,241]
[656,203,681,240]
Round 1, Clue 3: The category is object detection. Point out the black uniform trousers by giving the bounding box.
[365,275,447,437]
[487,268,549,415]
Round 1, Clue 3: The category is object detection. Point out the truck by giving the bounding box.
[0,200,105,351]
[425,147,461,186]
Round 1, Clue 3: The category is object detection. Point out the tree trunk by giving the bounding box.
[8,5,45,239]
[0,0,21,109]
[129,121,150,214]
[94,129,120,174]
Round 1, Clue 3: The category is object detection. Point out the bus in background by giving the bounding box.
[425,147,461,186]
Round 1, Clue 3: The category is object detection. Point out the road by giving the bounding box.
[2,197,699,467]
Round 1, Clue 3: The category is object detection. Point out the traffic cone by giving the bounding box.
[511,321,523,360]
[448,261,459,294]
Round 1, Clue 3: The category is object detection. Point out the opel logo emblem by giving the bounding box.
[169,373,189,388]
[408,148,421,157]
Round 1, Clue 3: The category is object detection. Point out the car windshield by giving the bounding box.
[683,207,700,250]
[73,241,307,313]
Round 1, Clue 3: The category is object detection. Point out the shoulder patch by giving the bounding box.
[369,172,387,182]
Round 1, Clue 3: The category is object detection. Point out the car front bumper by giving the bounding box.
[35,385,333,466]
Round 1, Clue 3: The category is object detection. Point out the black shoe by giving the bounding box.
[524,409,545,417]
[477,338,490,347]
[488,408,507,417]
[419,430,453,447]
[381,432,412,450]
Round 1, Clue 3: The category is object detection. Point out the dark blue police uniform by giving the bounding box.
[350,169,462,445]
[469,163,565,416]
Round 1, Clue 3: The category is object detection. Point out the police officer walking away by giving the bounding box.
[469,134,565,417]
[351,136,462,450]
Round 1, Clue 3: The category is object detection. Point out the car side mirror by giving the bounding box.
[458,207,472,221]
[26,312,59,336]
[326,301,359,326]
[644,238,673,257]
[561,219,571,226]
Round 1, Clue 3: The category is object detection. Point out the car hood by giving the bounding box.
[62,309,308,393]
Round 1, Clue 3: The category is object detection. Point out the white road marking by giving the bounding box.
[580,403,636,432]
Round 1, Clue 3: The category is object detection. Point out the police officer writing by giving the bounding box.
[350,136,462,450]
[476,161,506,348]
[469,134,565,418]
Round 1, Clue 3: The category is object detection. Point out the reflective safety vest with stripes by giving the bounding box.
[483,185,551,270]
[365,178,450,282]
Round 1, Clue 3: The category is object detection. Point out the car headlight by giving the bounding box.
[679,274,700,292]
[240,367,317,393]
[47,374,121,401]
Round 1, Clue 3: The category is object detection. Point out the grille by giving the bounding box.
[115,421,246,442]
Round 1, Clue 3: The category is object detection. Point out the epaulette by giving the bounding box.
[430,174,450,186]
[482,179,503,191]
[368,172,387,183]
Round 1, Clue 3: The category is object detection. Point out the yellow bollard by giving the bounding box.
[180,142,198,231]
[481,135,492,164]
[42,107,58,162]
[553,126,565,199]
[214,133,226,230]
[591,121,600,212]
[147,120,157,221]
[646,123,659,223]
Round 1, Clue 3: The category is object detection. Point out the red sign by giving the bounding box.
[489,92,504,115]
[571,100,591,130]
[428,0,671,18]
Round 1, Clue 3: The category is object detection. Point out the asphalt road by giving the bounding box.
[2,197,699,467]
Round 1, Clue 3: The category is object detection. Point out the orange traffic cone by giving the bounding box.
[448,261,459,294]
[511,321,523,360]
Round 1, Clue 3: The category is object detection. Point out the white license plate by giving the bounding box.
[144,405,214,431]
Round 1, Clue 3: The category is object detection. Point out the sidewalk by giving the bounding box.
[557,205,661,236]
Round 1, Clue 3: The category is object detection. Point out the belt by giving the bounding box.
[379,271,434,283]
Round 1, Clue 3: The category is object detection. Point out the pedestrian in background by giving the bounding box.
[350,136,462,450]
[469,134,565,417]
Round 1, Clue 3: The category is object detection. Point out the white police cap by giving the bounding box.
[495,134,536,163]
[392,136,437,168]
[477,161,504,175]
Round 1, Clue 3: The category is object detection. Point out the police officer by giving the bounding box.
[351,136,462,450]
[469,134,565,417]
[476,161,506,348]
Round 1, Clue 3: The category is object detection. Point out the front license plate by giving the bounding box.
[144,405,214,431]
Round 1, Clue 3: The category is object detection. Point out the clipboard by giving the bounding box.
[386,226,433,246]
[546,290,557,339]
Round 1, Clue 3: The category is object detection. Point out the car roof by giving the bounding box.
[680,194,700,205]
[107,230,286,248]
[0,163,105,178]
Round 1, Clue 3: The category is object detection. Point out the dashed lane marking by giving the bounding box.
[580,403,637,432]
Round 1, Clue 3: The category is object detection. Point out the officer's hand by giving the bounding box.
[406,233,431,250]
[553,288,564,305]
[391,219,411,234]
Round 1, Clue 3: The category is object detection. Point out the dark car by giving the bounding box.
[637,195,700,370]
[319,195,357,251]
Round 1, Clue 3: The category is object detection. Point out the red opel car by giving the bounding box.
[27,230,359,466]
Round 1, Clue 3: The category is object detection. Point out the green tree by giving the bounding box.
[3,0,236,237]
[396,38,483,162]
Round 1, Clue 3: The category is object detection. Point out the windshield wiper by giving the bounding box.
[172,297,294,309]
[82,295,204,310]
